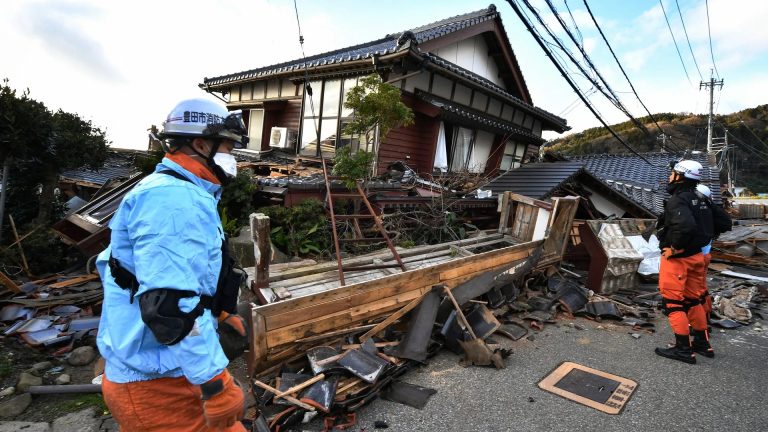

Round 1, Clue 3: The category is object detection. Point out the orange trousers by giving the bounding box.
[103,374,246,432]
[659,252,708,334]
[703,253,713,316]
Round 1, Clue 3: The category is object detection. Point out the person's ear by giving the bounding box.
[191,138,211,156]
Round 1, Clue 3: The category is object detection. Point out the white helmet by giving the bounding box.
[696,184,711,198]
[672,160,703,181]
[158,98,249,150]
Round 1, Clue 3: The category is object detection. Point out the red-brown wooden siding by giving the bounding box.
[378,111,439,175]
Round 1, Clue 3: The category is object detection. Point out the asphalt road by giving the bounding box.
[305,317,768,432]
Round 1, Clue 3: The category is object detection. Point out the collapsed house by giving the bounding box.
[201,4,569,177]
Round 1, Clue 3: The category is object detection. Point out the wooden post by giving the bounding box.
[8,215,31,277]
[250,213,271,290]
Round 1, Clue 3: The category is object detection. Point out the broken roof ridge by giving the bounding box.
[387,4,497,38]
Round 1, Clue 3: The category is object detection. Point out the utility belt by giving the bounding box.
[108,169,246,319]
[107,238,244,318]
[661,297,701,316]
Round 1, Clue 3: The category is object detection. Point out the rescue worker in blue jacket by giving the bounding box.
[694,184,732,328]
[96,98,250,431]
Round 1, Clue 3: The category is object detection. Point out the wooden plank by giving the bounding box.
[293,324,377,344]
[266,287,429,347]
[250,213,271,289]
[252,380,315,411]
[251,309,268,377]
[497,192,511,234]
[257,239,538,319]
[0,271,22,293]
[274,374,325,398]
[359,292,430,341]
[47,274,99,289]
[267,232,502,282]
[265,272,436,329]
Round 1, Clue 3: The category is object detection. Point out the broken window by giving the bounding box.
[247,109,264,150]
[299,78,360,157]
[499,139,527,172]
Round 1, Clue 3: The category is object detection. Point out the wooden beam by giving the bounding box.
[359,292,429,342]
[250,213,271,290]
[0,271,21,293]
[252,380,315,411]
[47,274,99,289]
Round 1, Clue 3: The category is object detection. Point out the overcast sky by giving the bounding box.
[2,0,766,149]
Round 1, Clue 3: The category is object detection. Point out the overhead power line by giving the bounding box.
[543,0,651,137]
[674,0,703,81]
[659,0,692,85]
[504,0,656,166]
[705,0,720,78]
[582,0,686,153]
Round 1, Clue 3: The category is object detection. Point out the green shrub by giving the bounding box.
[260,199,331,258]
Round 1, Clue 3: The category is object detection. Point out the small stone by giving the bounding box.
[32,361,53,372]
[17,372,43,393]
[0,393,32,417]
[100,416,118,431]
[23,368,42,377]
[52,407,99,432]
[631,333,641,339]
[54,374,71,385]
[0,422,50,431]
[574,324,585,330]
[528,396,536,402]
[68,346,97,366]
[597,325,605,330]
[374,420,389,429]
[526,335,535,341]
[0,387,14,398]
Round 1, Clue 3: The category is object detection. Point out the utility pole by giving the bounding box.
[657,133,669,152]
[700,70,724,154]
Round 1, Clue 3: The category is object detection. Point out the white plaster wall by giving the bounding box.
[434,34,506,89]
[584,185,627,218]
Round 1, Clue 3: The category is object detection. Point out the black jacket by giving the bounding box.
[704,195,733,237]
[657,182,714,257]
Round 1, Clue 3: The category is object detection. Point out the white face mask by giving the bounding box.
[213,152,237,178]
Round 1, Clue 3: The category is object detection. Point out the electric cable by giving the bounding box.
[520,0,639,131]
[505,0,657,166]
[659,0,692,85]
[563,0,584,45]
[705,0,720,78]
[582,0,686,153]
[674,0,703,81]
[292,0,320,154]
[544,0,650,137]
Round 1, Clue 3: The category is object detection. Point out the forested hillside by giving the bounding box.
[546,104,768,192]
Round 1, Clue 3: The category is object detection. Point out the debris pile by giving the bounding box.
[0,271,103,419]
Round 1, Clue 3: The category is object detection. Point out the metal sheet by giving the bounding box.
[338,350,387,384]
[394,288,441,362]
[381,381,437,410]
[553,368,621,404]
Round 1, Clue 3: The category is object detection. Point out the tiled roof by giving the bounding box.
[416,91,543,143]
[424,53,568,132]
[203,6,499,87]
[571,152,722,215]
[485,161,586,198]
[60,152,139,186]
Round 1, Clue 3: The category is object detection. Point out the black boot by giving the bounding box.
[655,334,696,364]
[691,329,715,358]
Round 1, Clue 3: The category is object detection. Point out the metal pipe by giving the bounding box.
[27,384,102,395]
